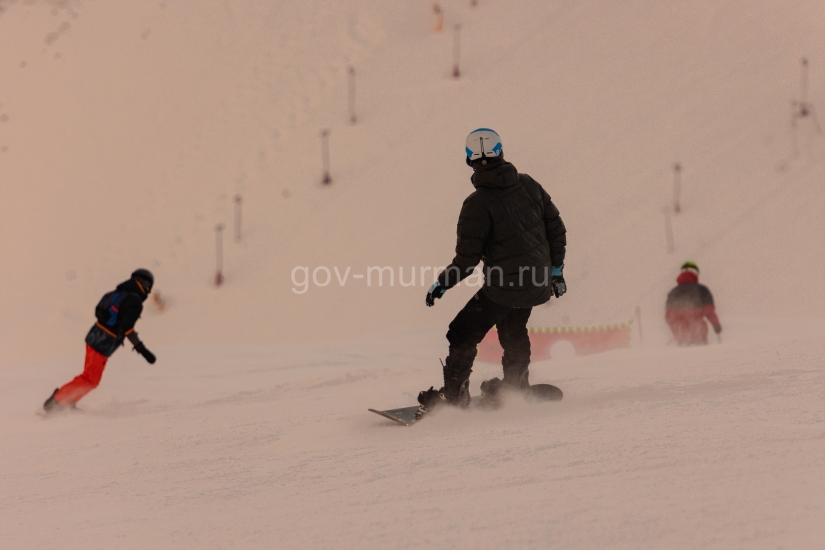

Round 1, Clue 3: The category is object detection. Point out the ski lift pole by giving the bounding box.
[452,24,461,78]
[672,162,682,213]
[348,66,357,124]
[635,305,643,346]
[320,129,332,184]
[233,194,243,243]
[215,223,225,286]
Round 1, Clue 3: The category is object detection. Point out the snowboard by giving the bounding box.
[369,383,563,426]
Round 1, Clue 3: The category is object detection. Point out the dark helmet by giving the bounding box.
[131,268,154,294]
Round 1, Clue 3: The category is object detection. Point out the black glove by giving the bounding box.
[550,264,567,298]
[133,341,156,364]
[425,281,448,307]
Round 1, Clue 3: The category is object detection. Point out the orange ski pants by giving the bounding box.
[55,344,109,405]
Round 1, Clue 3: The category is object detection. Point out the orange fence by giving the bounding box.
[477,322,632,363]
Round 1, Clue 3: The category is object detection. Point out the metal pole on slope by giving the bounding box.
[799,57,809,117]
[347,66,357,124]
[233,194,243,243]
[672,162,682,214]
[452,24,461,78]
[635,305,643,346]
[432,4,443,33]
[791,58,822,144]
[792,59,805,134]
[215,223,225,287]
[802,58,823,134]
[320,129,332,184]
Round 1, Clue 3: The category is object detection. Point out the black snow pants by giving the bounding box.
[443,290,532,398]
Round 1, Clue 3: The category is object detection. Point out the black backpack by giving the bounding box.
[94,291,131,333]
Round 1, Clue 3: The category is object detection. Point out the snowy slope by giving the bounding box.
[3,322,825,549]
[2,1,825,548]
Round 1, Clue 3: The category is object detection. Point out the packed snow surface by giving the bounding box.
[4,322,825,548]
[2,0,825,548]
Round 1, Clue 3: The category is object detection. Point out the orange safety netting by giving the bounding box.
[477,322,632,363]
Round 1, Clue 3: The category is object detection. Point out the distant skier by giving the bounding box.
[416,128,567,419]
[665,262,722,345]
[43,269,157,413]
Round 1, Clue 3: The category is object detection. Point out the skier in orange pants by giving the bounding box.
[44,269,157,412]
[53,345,110,405]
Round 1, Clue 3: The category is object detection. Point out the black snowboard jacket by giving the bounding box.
[665,275,721,332]
[666,281,715,310]
[85,279,147,357]
[437,159,567,308]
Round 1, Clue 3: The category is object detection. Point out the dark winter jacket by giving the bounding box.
[665,272,721,335]
[85,279,147,357]
[437,159,567,308]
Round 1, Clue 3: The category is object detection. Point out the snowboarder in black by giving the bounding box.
[417,128,567,419]
[43,269,157,413]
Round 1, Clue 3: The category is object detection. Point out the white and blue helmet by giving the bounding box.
[465,128,503,164]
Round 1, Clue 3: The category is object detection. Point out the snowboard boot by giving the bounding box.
[415,386,447,420]
[479,378,505,408]
[43,388,67,414]
[480,370,530,408]
[414,378,470,420]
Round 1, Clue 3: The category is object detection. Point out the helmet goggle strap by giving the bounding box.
[135,278,152,294]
